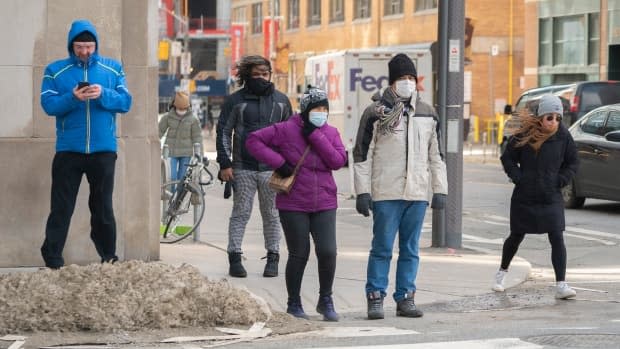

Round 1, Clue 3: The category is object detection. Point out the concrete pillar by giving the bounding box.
[0,0,160,267]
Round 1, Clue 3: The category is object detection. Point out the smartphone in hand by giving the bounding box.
[77,81,90,89]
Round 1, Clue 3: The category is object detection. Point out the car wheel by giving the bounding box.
[562,180,585,209]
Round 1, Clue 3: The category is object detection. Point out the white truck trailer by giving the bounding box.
[304,49,433,147]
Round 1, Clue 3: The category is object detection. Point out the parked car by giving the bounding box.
[562,104,620,208]
[554,81,620,125]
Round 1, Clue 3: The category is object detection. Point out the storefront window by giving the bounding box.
[553,15,586,65]
[539,18,552,66]
[589,13,600,65]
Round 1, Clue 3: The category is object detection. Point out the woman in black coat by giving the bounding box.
[492,94,579,299]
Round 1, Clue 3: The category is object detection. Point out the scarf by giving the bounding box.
[374,88,412,135]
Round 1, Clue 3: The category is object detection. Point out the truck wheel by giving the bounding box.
[562,180,585,209]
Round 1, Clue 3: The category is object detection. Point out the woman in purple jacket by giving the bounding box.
[246,87,347,321]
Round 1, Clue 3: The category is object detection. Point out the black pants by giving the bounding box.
[279,209,337,302]
[500,230,567,282]
[41,152,118,268]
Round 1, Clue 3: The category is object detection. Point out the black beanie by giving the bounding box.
[73,31,96,43]
[388,53,417,85]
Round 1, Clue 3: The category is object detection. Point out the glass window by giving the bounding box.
[252,3,262,34]
[330,0,344,23]
[288,0,300,29]
[385,0,403,16]
[580,84,620,112]
[553,15,586,65]
[233,7,246,23]
[274,0,280,16]
[588,13,600,65]
[580,111,608,135]
[415,0,437,12]
[539,18,552,66]
[354,0,371,19]
[604,111,620,133]
[307,0,321,26]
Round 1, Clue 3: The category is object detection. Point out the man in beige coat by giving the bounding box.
[353,53,448,320]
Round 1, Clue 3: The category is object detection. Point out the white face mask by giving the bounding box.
[394,80,416,98]
[176,109,188,116]
[309,111,328,127]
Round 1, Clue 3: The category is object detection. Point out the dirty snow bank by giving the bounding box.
[0,261,269,333]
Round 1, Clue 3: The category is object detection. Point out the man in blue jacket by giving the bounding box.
[40,19,132,269]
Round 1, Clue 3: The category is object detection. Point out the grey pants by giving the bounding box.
[227,169,281,253]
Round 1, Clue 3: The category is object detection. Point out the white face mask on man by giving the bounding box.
[176,109,188,116]
[394,80,417,99]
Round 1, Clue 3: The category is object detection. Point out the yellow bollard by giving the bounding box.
[496,113,504,144]
[472,115,479,143]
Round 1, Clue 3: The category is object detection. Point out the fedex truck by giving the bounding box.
[304,49,433,147]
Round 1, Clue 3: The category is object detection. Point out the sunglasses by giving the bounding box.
[545,115,562,122]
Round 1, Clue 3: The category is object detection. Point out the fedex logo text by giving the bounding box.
[350,68,389,92]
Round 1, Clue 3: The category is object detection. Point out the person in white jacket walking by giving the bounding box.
[353,53,448,320]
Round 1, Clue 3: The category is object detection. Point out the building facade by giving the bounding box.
[524,0,620,89]
[229,0,525,124]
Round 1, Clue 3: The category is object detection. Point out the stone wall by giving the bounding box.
[0,0,160,266]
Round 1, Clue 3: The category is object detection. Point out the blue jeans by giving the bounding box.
[170,156,191,182]
[365,200,428,302]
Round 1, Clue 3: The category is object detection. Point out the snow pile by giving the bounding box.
[0,261,270,333]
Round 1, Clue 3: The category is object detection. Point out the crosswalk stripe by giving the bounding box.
[300,338,543,349]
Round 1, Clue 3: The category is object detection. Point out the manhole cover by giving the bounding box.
[526,334,620,348]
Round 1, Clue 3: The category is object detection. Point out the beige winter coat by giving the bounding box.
[159,109,203,157]
[353,91,448,201]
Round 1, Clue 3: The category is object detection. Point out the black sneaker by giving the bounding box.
[262,251,279,277]
[228,252,247,278]
[367,291,384,320]
[396,292,423,318]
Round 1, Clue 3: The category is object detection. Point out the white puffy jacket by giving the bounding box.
[353,91,448,201]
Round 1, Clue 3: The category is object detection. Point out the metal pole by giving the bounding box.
[444,0,465,249]
[193,142,201,242]
[432,0,449,247]
[508,0,514,105]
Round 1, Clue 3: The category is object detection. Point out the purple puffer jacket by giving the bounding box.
[246,114,347,212]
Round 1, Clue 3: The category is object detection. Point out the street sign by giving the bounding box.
[491,44,499,56]
[170,41,182,57]
[180,52,191,75]
[448,39,460,73]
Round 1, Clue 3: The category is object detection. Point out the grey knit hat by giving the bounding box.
[537,94,563,118]
[299,86,329,116]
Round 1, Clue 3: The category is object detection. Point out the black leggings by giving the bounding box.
[279,209,337,302]
[500,230,567,282]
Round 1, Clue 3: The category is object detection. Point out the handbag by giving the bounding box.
[268,146,311,194]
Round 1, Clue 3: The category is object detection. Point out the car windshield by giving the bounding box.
[580,83,620,112]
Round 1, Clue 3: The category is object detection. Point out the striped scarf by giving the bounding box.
[375,88,412,135]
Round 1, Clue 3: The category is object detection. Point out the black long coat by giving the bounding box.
[500,124,578,234]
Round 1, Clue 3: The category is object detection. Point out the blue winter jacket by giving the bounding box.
[40,19,132,153]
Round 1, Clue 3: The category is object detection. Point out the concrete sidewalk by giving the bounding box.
[160,161,529,317]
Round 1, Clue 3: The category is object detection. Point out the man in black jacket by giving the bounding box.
[217,55,292,278]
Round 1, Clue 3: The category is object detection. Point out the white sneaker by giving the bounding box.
[555,282,577,299]
[492,269,507,292]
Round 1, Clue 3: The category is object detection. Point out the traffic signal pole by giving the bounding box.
[432,0,464,249]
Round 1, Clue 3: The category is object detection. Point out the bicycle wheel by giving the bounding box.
[160,180,205,243]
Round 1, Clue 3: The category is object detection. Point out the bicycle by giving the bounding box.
[160,151,215,243]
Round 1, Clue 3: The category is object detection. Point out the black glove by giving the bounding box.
[356,193,373,217]
[275,162,294,178]
[430,193,447,209]
[302,120,318,138]
[224,181,232,199]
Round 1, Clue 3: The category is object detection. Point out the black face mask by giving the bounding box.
[246,78,274,96]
